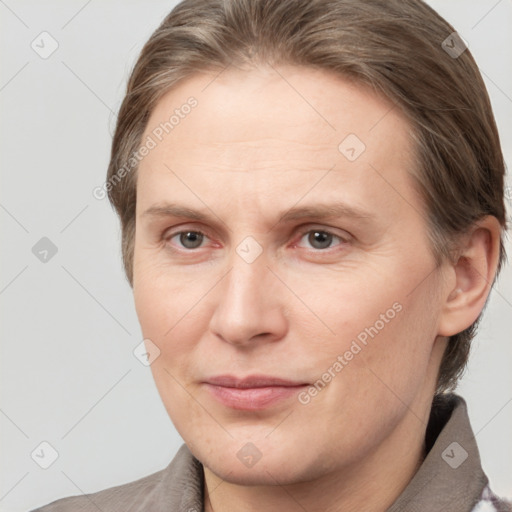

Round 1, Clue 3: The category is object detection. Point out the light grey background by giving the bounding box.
[1,1,511,511]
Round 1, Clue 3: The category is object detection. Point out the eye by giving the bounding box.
[167,230,208,250]
[296,229,346,250]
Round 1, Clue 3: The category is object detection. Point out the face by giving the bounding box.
[133,65,449,486]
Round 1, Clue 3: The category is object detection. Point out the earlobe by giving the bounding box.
[438,216,502,337]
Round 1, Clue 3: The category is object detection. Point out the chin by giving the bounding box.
[195,439,327,487]
[216,464,282,486]
[204,458,307,487]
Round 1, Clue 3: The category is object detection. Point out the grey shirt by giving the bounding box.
[30,394,511,511]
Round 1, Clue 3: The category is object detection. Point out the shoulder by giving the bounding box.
[29,445,203,512]
[29,467,166,512]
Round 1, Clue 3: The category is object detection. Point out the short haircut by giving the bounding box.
[106,0,507,393]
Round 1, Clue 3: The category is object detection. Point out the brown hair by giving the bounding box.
[106,0,507,393]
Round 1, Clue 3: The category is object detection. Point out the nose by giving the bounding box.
[208,252,288,348]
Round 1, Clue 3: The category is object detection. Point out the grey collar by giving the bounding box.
[387,394,488,511]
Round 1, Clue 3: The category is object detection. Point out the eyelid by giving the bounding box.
[163,222,211,239]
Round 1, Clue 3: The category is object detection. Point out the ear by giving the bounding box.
[438,216,502,337]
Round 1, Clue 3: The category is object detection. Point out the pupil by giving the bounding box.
[181,231,203,249]
[309,231,332,249]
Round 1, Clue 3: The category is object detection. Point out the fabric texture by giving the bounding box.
[30,394,511,512]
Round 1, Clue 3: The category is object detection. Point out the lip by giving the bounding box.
[202,374,309,411]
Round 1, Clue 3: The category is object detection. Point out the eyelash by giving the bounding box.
[163,226,349,253]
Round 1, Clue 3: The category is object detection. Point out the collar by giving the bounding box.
[388,393,488,511]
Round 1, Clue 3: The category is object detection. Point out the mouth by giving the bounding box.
[202,374,309,411]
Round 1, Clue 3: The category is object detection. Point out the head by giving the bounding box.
[106,0,506,487]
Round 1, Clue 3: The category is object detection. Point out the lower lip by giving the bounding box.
[203,383,307,410]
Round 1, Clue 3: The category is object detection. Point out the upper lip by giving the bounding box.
[204,374,308,388]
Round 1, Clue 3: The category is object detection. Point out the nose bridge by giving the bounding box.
[228,249,267,303]
[209,245,286,346]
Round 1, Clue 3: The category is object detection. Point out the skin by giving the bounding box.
[132,64,501,512]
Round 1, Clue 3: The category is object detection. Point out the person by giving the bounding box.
[31,0,511,510]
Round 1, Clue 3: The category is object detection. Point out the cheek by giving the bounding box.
[337,284,441,412]
[133,240,211,334]
[132,260,202,382]
[134,277,207,354]
[298,265,439,395]
[133,268,212,429]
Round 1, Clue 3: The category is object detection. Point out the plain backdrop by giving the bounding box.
[1,1,511,511]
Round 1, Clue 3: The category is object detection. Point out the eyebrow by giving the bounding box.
[279,203,374,223]
[142,204,218,222]
[141,202,375,226]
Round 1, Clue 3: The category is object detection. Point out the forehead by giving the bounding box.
[144,64,411,153]
[137,65,421,220]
